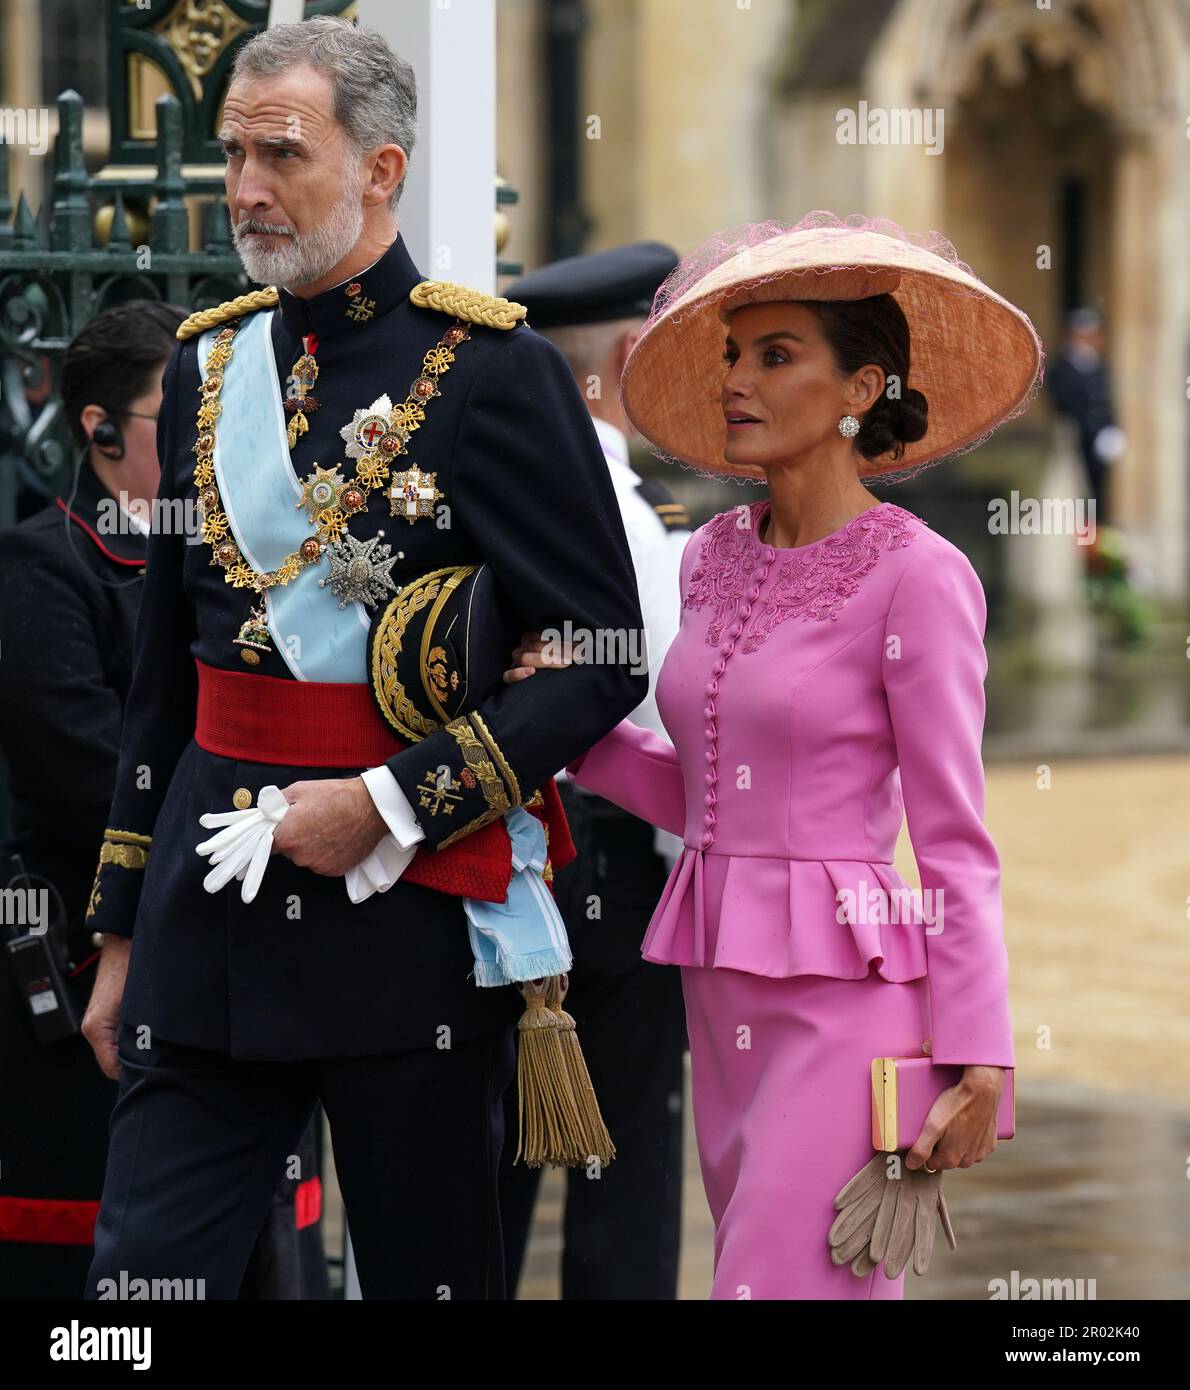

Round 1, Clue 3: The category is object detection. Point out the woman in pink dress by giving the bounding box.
[508,214,1042,1299]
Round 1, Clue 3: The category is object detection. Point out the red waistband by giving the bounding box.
[195,658,406,767]
[191,658,576,903]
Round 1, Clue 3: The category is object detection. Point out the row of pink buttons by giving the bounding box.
[698,547,776,850]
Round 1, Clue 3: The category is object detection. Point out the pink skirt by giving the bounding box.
[680,963,929,1300]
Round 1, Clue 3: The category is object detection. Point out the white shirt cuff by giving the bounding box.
[360,766,426,849]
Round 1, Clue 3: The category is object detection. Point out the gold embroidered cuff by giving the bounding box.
[98,829,151,870]
[85,830,151,920]
[436,714,517,848]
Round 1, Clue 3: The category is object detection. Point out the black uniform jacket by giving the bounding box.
[0,460,145,961]
[87,233,647,1060]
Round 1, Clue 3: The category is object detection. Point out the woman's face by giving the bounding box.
[721,301,879,472]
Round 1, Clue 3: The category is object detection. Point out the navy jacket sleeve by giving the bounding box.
[86,345,199,937]
[382,328,649,848]
[0,529,124,808]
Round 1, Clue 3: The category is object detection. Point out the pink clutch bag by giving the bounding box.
[871,1057,1016,1151]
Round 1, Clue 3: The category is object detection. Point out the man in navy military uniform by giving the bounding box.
[82,17,645,1300]
[498,245,691,1299]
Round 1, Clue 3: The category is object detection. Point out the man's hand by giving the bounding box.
[270,776,389,876]
[82,935,131,1081]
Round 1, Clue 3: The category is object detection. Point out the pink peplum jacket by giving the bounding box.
[566,499,1015,1069]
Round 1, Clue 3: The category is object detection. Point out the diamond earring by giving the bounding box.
[838,414,861,439]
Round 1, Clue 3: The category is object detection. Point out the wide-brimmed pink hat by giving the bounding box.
[621,211,1045,484]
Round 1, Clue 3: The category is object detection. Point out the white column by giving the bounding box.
[358,0,497,292]
[267,0,305,24]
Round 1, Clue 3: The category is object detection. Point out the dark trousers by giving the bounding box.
[86,1020,516,1300]
[500,785,687,1299]
[0,954,325,1300]
[238,1114,330,1300]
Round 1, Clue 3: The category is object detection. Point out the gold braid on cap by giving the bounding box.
[410,280,526,330]
[177,287,280,341]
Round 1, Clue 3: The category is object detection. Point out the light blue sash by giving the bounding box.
[464,808,573,985]
[198,310,370,682]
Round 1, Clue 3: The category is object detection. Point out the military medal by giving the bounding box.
[296,463,348,520]
[232,602,273,664]
[193,315,472,659]
[284,333,320,449]
[341,396,409,462]
[319,530,402,610]
[388,463,444,523]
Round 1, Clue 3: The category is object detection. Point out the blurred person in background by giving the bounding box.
[499,243,689,1300]
[1046,306,1125,526]
[0,301,328,1299]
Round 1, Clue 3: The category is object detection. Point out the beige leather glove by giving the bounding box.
[828,1153,890,1274]
[868,1157,957,1277]
[829,1152,957,1279]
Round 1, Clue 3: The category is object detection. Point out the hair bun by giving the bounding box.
[891,387,928,445]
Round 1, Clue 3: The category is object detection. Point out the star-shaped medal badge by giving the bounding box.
[296,463,347,520]
[388,463,444,523]
[317,530,401,610]
[340,395,409,462]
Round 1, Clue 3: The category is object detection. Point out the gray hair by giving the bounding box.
[230,17,418,209]
[543,317,642,386]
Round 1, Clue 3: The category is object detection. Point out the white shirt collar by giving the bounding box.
[591,418,640,482]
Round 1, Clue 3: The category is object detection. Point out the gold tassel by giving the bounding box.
[514,977,582,1167]
[548,974,615,1170]
[511,975,617,1170]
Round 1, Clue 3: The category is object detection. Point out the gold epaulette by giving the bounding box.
[653,501,691,531]
[176,287,280,341]
[410,280,526,331]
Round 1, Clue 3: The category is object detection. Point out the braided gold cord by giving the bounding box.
[176,287,280,341]
[409,280,526,330]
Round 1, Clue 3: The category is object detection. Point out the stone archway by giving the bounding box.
[896,0,1190,598]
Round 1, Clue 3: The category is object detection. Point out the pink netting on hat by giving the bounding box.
[636,209,1047,487]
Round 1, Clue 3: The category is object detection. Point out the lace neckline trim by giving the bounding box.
[683,500,922,648]
[752,499,891,553]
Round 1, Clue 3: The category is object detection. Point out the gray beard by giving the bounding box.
[232,181,366,289]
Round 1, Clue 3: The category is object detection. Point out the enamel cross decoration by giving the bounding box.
[388,463,444,523]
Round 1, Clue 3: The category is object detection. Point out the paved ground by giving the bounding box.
[327,754,1190,1299]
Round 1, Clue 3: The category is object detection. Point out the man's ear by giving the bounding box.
[81,403,124,459]
[616,325,641,376]
[362,144,407,209]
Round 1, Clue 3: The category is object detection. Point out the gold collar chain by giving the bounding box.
[191,316,471,659]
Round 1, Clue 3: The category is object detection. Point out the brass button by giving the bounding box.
[232,787,253,810]
[240,648,261,666]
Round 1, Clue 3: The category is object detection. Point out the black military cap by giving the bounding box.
[505,241,680,329]
[368,563,522,744]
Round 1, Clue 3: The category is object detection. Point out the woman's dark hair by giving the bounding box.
[61,300,185,447]
[800,294,928,462]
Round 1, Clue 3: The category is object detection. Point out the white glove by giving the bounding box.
[196,783,418,905]
[1093,424,1125,463]
[196,785,290,903]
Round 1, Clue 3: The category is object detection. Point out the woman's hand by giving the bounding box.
[503,630,575,684]
[906,1040,1005,1171]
